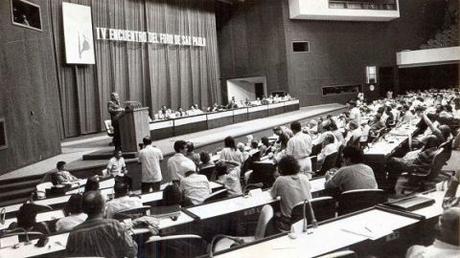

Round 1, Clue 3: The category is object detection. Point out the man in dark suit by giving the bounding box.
[108,92,124,150]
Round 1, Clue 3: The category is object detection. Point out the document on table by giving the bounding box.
[340,223,392,240]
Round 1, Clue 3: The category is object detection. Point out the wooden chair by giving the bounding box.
[290,196,336,225]
[338,189,386,215]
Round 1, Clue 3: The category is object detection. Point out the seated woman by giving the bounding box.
[271,155,312,231]
[52,161,79,186]
[215,163,242,197]
[55,194,87,232]
[198,151,214,170]
[219,136,245,170]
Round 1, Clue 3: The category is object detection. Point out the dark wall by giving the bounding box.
[0,0,62,175]
[281,0,448,106]
[216,0,289,100]
[399,64,460,92]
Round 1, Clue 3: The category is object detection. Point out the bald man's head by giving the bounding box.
[82,191,105,217]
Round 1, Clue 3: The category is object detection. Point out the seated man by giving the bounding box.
[106,150,128,177]
[66,191,138,258]
[56,194,87,232]
[105,181,143,219]
[386,135,439,192]
[406,207,460,258]
[179,170,211,206]
[52,161,79,185]
[325,146,377,194]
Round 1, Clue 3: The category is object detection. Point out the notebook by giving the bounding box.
[386,196,435,211]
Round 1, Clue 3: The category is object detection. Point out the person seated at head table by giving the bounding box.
[215,162,242,197]
[271,155,312,231]
[106,150,127,177]
[175,107,187,117]
[105,180,143,219]
[325,146,377,195]
[66,191,138,258]
[317,134,338,168]
[406,207,460,258]
[56,194,87,232]
[198,151,215,170]
[386,135,440,193]
[166,140,197,183]
[179,170,211,206]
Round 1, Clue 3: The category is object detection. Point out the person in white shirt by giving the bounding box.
[406,207,460,258]
[106,150,127,177]
[215,163,242,197]
[166,140,197,182]
[219,136,245,168]
[55,194,87,232]
[286,121,313,174]
[317,134,338,168]
[105,181,143,219]
[348,100,361,125]
[180,170,211,205]
[138,136,163,193]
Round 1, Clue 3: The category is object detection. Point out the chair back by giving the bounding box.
[311,144,322,156]
[144,234,207,258]
[426,148,446,180]
[254,205,274,240]
[247,162,276,188]
[338,189,386,215]
[104,120,114,136]
[113,205,151,220]
[291,196,336,224]
[35,182,54,199]
[199,165,216,181]
[318,152,339,176]
[203,189,228,204]
[335,145,344,168]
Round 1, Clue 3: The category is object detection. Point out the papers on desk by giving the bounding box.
[341,223,392,240]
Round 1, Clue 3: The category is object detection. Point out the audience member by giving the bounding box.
[406,207,460,258]
[271,155,312,231]
[106,150,127,177]
[286,121,313,174]
[66,191,138,258]
[166,140,197,182]
[317,134,338,168]
[56,194,87,232]
[185,141,201,166]
[219,136,245,168]
[179,170,211,206]
[162,184,183,206]
[138,136,163,193]
[198,151,215,170]
[215,162,242,197]
[84,175,100,193]
[51,161,79,185]
[325,146,377,193]
[105,180,143,219]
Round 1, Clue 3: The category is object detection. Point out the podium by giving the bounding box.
[119,107,150,152]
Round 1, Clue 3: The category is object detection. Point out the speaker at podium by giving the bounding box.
[119,102,150,152]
